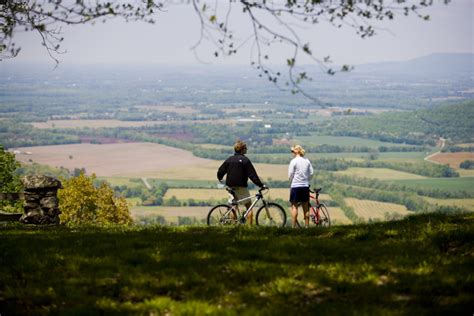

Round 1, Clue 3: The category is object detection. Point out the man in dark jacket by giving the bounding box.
[217,140,264,224]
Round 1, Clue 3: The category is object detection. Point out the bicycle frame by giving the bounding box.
[226,187,268,223]
[309,188,323,225]
[208,186,286,227]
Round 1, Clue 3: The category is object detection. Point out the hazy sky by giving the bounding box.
[6,0,474,67]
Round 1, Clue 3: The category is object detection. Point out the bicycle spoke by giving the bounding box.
[318,204,331,228]
[207,205,237,226]
[256,203,286,227]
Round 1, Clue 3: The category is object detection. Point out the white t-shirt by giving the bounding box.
[288,156,314,188]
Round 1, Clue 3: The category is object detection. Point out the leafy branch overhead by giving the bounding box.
[0,0,161,63]
[0,0,446,100]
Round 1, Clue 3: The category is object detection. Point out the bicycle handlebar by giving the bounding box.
[224,185,269,195]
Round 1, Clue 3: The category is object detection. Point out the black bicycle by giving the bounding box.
[207,186,287,227]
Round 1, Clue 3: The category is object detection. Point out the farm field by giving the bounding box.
[345,198,412,221]
[254,153,365,162]
[374,151,428,163]
[294,206,352,227]
[422,197,474,211]
[126,197,142,207]
[12,143,289,180]
[335,167,427,180]
[458,169,474,177]
[426,152,474,168]
[31,119,234,129]
[12,143,211,177]
[254,151,427,163]
[164,188,332,203]
[164,188,230,202]
[294,135,419,148]
[391,177,474,193]
[198,143,229,150]
[134,105,198,114]
[98,177,143,187]
[31,119,169,129]
[321,207,352,225]
[153,162,289,181]
[148,179,217,188]
[131,206,210,224]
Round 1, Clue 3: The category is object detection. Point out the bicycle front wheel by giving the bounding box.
[256,203,287,227]
[318,204,331,227]
[207,204,238,226]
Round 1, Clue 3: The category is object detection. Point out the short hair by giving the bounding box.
[234,140,247,154]
[291,145,305,156]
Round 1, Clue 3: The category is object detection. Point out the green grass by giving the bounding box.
[392,177,474,193]
[1,212,473,315]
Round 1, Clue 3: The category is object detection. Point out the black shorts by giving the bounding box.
[289,187,309,203]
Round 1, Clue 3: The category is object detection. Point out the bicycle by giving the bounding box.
[308,187,331,227]
[207,186,287,227]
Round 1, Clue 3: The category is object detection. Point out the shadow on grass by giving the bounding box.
[0,212,473,315]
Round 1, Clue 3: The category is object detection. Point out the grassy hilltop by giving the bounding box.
[1,212,473,315]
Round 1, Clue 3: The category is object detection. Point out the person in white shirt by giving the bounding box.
[288,145,314,228]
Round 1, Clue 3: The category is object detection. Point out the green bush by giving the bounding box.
[0,145,22,213]
[58,173,132,225]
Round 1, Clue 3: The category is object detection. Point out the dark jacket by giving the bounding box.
[217,153,263,188]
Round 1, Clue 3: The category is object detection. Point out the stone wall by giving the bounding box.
[20,175,62,225]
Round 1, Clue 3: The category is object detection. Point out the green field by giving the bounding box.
[131,206,210,225]
[99,177,144,187]
[147,179,218,188]
[126,197,142,207]
[163,188,331,203]
[374,151,428,163]
[422,197,474,211]
[336,168,427,180]
[391,177,474,193]
[294,135,420,148]
[254,151,427,163]
[0,213,472,314]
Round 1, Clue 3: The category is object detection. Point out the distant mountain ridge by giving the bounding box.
[355,53,474,75]
[2,52,472,77]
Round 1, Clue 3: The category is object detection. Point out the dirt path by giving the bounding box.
[142,178,152,190]
[424,137,446,164]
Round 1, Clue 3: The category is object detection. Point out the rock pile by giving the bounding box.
[20,175,62,225]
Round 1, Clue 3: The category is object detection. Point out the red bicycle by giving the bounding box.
[309,187,331,227]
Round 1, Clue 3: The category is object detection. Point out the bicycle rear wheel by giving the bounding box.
[256,203,286,227]
[207,204,238,226]
[318,204,331,227]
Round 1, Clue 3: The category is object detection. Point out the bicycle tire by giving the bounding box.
[256,202,287,227]
[318,204,331,227]
[207,204,238,226]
